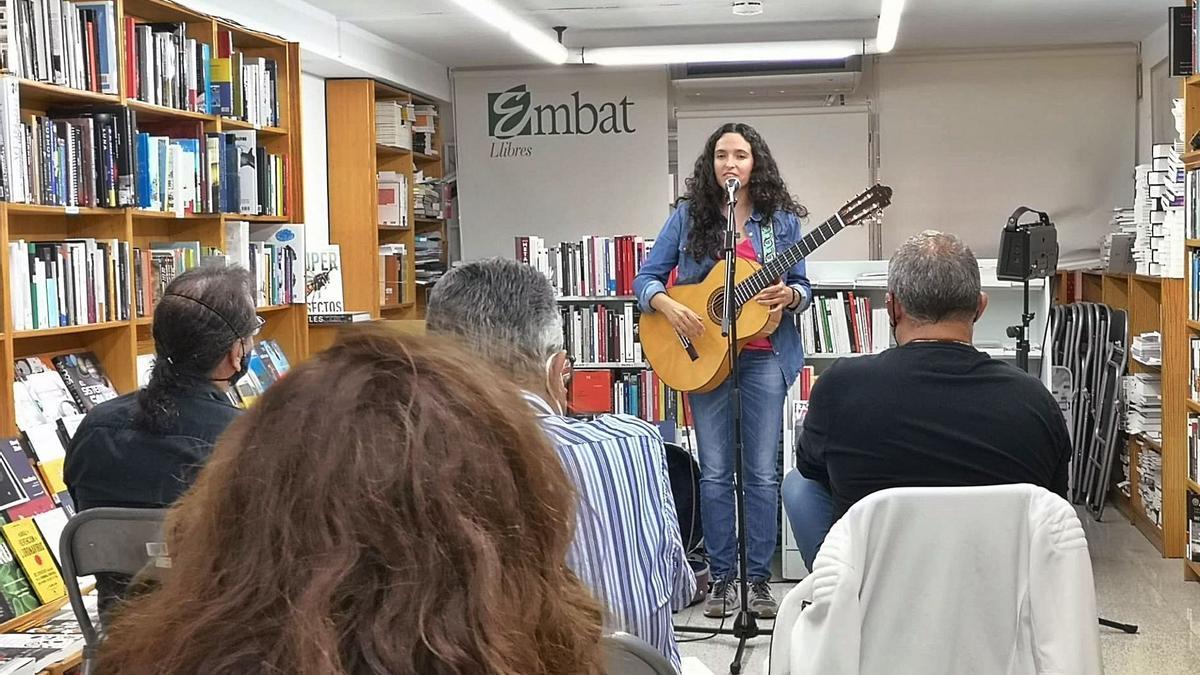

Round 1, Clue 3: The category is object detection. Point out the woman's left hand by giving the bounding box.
[755,281,795,313]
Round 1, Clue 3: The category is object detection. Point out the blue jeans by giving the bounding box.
[781,469,834,570]
[689,349,786,581]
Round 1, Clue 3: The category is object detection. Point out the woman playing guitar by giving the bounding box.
[633,122,811,620]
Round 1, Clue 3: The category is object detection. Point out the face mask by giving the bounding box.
[219,339,251,386]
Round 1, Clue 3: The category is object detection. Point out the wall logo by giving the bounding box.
[486,84,637,158]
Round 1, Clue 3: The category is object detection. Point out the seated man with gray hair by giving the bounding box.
[426,258,696,672]
[782,230,1071,568]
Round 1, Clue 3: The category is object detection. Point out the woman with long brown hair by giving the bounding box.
[96,325,604,675]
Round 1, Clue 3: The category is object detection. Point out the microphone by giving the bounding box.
[724,176,741,202]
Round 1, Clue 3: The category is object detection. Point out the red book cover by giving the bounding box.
[86,18,100,94]
[124,17,138,100]
[570,370,613,414]
[6,495,55,521]
[846,291,859,353]
[217,29,233,58]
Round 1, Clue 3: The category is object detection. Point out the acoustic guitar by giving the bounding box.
[640,184,893,393]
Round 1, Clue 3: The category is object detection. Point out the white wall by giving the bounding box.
[876,46,1137,258]
[301,73,329,248]
[455,68,670,260]
[677,108,872,261]
[1139,24,1169,166]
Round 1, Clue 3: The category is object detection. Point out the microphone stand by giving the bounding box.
[673,185,762,674]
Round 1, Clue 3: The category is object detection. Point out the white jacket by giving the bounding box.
[769,485,1102,675]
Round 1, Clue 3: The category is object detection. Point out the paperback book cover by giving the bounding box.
[305,245,346,316]
[0,520,65,605]
[50,352,117,412]
[0,539,39,620]
[13,358,81,427]
[251,223,305,304]
[0,439,46,503]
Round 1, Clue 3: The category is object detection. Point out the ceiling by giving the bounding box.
[305,0,1173,68]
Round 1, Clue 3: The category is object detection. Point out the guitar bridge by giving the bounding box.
[678,335,700,362]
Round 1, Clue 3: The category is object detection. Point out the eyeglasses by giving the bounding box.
[250,315,266,337]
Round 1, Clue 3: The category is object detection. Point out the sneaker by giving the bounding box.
[749,580,778,619]
[704,577,737,618]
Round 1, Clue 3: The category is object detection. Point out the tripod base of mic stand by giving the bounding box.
[675,610,764,674]
[1099,617,1138,633]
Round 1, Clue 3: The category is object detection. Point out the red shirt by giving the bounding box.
[736,238,773,351]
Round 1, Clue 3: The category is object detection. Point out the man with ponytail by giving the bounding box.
[65,264,260,615]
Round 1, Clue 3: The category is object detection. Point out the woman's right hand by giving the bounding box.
[651,293,705,342]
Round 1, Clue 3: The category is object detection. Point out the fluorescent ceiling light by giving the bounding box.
[587,40,859,66]
[874,0,906,53]
[449,0,567,64]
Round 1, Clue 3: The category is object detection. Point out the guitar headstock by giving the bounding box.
[837,184,893,227]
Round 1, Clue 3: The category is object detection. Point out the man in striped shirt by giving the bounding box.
[427,258,697,671]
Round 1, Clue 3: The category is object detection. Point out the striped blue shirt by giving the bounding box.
[524,393,696,671]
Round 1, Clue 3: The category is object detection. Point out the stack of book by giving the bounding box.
[211,29,279,127]
[377,171,409,228]
[412,172,442,219]
[1189,492,1200,564]
[0,0,120,95]
[7,238,132,330]
[799,292,882,356]
[561,303,641,365]
[374,99,413,150]
[1124,373,1163,440]
[1131,331,1163,366]
[568,369,682,423]
[414,232,444,287]
[222,223,306,308]
[1138,445,1163,527]
[378,243,407,306]
[126,19,212,114]
[517,234,654,298]
[412,103,437,156]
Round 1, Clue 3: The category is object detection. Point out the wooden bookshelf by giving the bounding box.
[1061,271,1188,561]
[0,0,309,630]
[322,79,446,339]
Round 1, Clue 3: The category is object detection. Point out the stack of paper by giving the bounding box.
[1131,332,1162,366]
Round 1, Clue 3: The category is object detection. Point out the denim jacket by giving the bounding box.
[633,200,812,387]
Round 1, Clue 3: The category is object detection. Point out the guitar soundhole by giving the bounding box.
[706,290,741,325]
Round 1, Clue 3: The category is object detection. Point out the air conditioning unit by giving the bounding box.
[670,56,863,95]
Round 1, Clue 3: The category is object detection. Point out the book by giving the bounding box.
[51,352,118,412]
[0,443,27,513]
[305,245,346,316]
[137,354,156,388]
[0,520,66,604]
[0,539,39,620]
[13,358,83,426]
[31,509,69,568]
[20,425,67,497]
[307,312,371,325]
[0,439,46,504]
[249,223,306,305]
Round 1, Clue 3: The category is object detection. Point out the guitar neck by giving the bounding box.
[733,213,846,306]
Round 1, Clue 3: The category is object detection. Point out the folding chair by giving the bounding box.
[602,632,677,675]
[59,508,169,675]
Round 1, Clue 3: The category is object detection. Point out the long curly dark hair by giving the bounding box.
[682,122,807,261]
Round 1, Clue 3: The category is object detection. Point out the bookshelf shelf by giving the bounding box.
[1131,274,1163,284]
[230,214,290,223]
[5,204,124,217]
[575,362,650,370]
[1188,559,1200,581]
[1184,150,1200,171]
[13,321,129,340]
[130,210,219,220]
[220,118,287,136]
[378,226,411,233]
[558,295,637,303]
[17,78,120,109]
[380,302,413,312]
[1187,239,1200,248]
[1188,320,1200,332]
[257,304,294,314]
[125,99,216,123]
[135,317,153,326]
[413,151,440,163]
[376,143,411,157]
[1188,399,1200,415]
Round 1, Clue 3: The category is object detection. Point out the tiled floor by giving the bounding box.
[677,508,1200,674]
